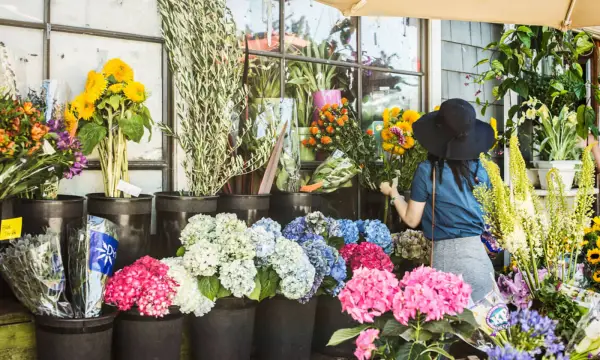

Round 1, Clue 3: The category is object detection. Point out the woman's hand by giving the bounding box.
[379,181,395,196]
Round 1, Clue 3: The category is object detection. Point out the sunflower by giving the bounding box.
[587,249,600,265]
[401,136,415,150]
[390,107,401,118]
[108,83,125,94]
[382,142,394,152]
[393,146,406,156]
[402,110,421,124]
[64,105,78,137]
[396,121,412,134]
[594,270,600,283]
[123,81,146,103]
[73,94,96,120]
[102,58,134,82]
[381,129,393,141]
[84,71,107,102]
[382,109,391,127]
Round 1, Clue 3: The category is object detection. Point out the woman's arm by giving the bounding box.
[380,183,425,228]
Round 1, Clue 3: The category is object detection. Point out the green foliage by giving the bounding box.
[536,280,583,339]
[198,275,221,301]
[327,325,370,346]
[256,267,280,302]
[78,122,107,155]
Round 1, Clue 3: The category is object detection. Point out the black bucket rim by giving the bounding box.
[154,191,219,201]
[219,194,271,199]
[271,192,321,198]
[86,193,153,202]
[35,308,117,331]
[117,306,182,321]
[214,297,258,310]
[17,194,85,204]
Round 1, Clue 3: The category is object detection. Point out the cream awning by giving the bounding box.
[315,0,600,30]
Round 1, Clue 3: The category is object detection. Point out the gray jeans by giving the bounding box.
[432,235,495,303]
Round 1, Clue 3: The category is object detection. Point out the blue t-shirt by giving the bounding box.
[410,160,490,241]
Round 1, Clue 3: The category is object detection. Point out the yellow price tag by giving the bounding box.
[0,217,22,241]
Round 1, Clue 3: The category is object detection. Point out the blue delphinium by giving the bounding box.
[337,219,359,244]
[363,219,393,254]
[486,344,534,360]
[283,217,306,241]
[252,218,282,238]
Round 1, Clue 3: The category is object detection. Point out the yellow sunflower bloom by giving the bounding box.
[397,121,412,134]
[123,81,146,103]
[594,270,600,283]
[64,105,78,137]
[587,248,600,265]
[381,129,393,142]
[382,142,394,153]
[402,109,421,124]
[108,83,125,94]
[402,136,415,150]
[382,109,391,128]
[73,94,96,120]
[390,107,401,118]
[434,105,440,111]
[102,58,134,83]
[585,227,594,235]
[84,71,107,103]
[393,146,406,156]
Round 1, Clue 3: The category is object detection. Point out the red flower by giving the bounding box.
[366,129,374,136]
[340,242,393,272]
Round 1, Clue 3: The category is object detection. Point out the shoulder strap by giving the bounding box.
[430,165,436,267]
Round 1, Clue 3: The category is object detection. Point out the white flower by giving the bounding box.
[247,227,276,263]
[180,214,216,247]
[585,320,600,339]
[219,259,257,298]
[213,213,256,262]
[182,239,219,277]
[161,257,214,317]
[526,97,538,107]
[503,225,528,257]
[515,196,535,218]
[576,337,592,354]
[567,112,578,126]
[269,237,315,299]
[525,108,536,120]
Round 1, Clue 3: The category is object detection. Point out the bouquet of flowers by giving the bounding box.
[282,212,347,299]
[329,266,476,360]
[302,99,352,153]
[300,150,361,193]
[392,229,430,263]
[568,305,600,359]
[104,256,178,317]
[0,230,73,317]
[71,58,153,198]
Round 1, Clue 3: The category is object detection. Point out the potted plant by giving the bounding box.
[156,0,272,257]
[70,58,154,270]
[105,256,183,360]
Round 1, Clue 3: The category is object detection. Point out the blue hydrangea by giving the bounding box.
[328,250,347,296]
[327,218,343,238]
[298,233,325,244]
[252,218,282,238]
[363,220,393,254]
[337,219,359,244]
[282,217,306,241]
[355,219,366,234]
[301,240,334,278]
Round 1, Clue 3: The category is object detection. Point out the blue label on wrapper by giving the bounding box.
[89,230,119,275]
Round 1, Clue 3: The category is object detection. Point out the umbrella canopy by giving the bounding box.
[315,0,600,30]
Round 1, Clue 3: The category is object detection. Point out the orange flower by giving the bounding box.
[301,139,309,146]
[341,98,348,105]
[21,102,35,115]
[366,129,374,136]
[310,126,319,135]
[321,136,332,145]
[318,119,324,127]
[0,129,6,143]
[326,126,335,134]
[321,105,329,112]
[341,108,348,115]
[341,115,349,122]
[31,123,49,141]
[0,141,15,156]
[27,141,41,155]
[308,137,317,146]
[11,118,20,132]
[311,121,318,127]
[332,104,339,110]
[336,118,345,126]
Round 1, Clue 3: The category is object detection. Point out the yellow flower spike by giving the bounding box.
[102,58,134,82]
[587,248,600,265]
[84,71,107,103]
[123,81,146,103]
[382,108,390,127]
[402,109,421,124]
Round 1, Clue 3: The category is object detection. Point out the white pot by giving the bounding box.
[526,168,540,188]
[534,160,581,190]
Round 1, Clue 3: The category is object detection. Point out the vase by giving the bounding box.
[217,194,270,226]
[297,127,316,162]
[534,160,581,190]
[312,90,342,122]
[113,306,184,360]
[312,295,356,357]
[34,309,117,360]
[86,193,153,271]
[190,297,256,360]
[255,296,318,360]
[154,192,219,258]
[268,192,323,226]
[14,195,84,282]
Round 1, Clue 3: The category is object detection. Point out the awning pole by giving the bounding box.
[561,0,578,30]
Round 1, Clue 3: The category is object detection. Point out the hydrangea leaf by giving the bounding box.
[248,276,261,301]
[198,275,220,301]
[327,325,369,346]
[258,268,279,302]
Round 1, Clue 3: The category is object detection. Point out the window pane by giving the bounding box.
[49,32,163,161]
[228,0,280,52]
[248,56,280,100]
[0,0,43,22]
[285,60,357,127]
[361,17,421,72]
[58,170,163,196]
[51,0,161,37]
[361,71,421,129]
[284,0,357,63]
[0,26,43,95]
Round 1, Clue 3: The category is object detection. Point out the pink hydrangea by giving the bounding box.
[104,256,179,317]
[340,243,394,273]
[338,268,399,323]
[392,266,471,325]
[355,329,379,360]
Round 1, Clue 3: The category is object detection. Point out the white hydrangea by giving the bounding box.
[161,257,214,317]
[182,239,219,277]
[247,226,276,263]
[180,214,216,247]
[219,259,257,298]
[213,214,256,262]
[269,237,315,300]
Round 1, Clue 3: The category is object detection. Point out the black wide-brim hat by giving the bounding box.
[413,98,495,160]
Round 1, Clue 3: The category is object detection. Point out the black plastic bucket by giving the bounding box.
[154,192,219,258]
[268,193,323,226]
[320,179,358,220]
[217,194,270,226]
[14,195,84,278]
[86,193,153,271]
[255,296,318,360]
[312,295,357,357]
[34,310,117,360]
[0,197,14,299]
[190,297,256,360]
[113,307,184,360]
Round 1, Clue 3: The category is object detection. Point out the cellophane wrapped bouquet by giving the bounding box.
[300,150,361,193]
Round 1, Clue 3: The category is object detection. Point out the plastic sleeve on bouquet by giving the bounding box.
[567,303,600,357]
[0,232,73,318]
[301,150,361,193]
[69,215,119,318]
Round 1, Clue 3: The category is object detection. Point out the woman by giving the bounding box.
[380,98,496,302]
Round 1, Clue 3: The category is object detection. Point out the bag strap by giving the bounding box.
[430,165,436,267]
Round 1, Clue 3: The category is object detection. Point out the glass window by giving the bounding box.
[361,17,421,72]
[248,56,281,100]
[361,71,421,129]
[0,26,44,95]
[228,0,280,52]
[49,32,164,161]
[284,0,357,62]
[59,170,163,196]
[51,0,162,37]
[0,0,43,22]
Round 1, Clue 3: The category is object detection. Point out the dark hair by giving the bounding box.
[428,154,480,191]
